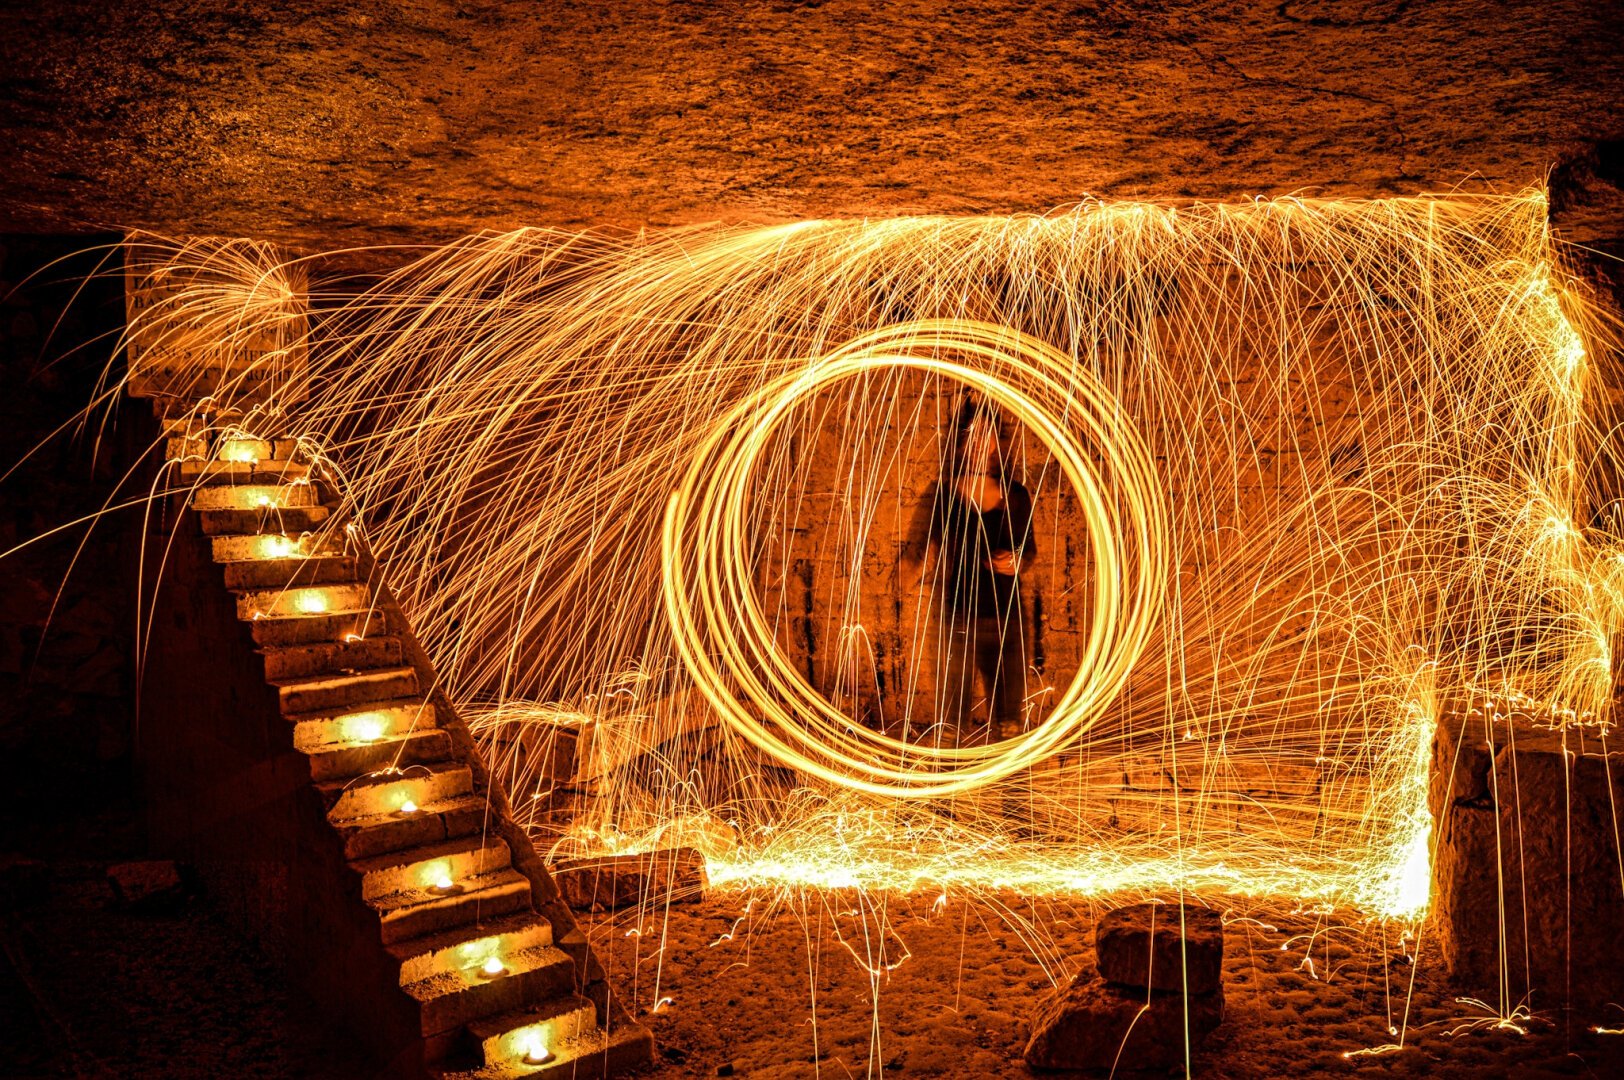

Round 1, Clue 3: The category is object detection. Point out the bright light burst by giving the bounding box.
[110,189,1621,921]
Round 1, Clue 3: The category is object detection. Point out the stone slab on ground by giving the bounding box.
[107,859,188,912]
[1430,702,1624,1014]
[1024,973,1223,1072]
[1095,902,1224,994]
[550,848,709,912]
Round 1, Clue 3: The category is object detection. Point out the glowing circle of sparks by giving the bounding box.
[661,320,1170,798]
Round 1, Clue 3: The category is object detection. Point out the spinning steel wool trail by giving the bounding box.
[662,321,1168,797]
[103,188,1620,921]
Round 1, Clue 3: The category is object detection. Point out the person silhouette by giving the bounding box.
[903,393,1035,741]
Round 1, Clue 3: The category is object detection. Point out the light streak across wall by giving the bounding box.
[105,189,1621,920]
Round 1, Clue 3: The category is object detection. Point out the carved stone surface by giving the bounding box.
[107,860,187,912]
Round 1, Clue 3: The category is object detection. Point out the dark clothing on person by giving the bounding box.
[942,614,1030,736]
[910,476,1035,735]
[927,478,1034,624]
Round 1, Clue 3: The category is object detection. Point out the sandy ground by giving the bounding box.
[582,888,1624,1079]
[2,1,1623,260]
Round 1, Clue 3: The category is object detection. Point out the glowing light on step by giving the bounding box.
[479,955,507,978]
[340,712,388,743]
[520,1029,552,1066]
[218,442,261,465]
[293,590,328,615]
[428,871,461,895]
[254,535,297,559]
[396,798,419,817]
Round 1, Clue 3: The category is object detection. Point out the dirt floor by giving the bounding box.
[0,803,372,1079]
[581,888,1624,1079]
[6,800,1624,1078]
[2,1,1623,261]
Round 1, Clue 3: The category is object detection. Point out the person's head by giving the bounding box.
[953,393,1003,476]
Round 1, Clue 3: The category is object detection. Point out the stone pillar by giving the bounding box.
[1430,699,1624,1020]
[124,236,309,407]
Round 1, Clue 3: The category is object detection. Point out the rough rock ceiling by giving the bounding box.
[3,0,1624,262]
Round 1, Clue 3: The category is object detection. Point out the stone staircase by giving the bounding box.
[147,408,653,1079]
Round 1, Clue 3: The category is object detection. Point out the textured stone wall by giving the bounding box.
[1430,700,1624,1016]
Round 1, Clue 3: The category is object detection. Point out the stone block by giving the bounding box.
[1024,973,1223,1071]
[1095,902,1223,994]
[550,848,709,912]
[1430,704,1624,1014]
[107,859,188,912]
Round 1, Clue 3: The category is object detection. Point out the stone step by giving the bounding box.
[334,793,491,862]
[192,482,320,511]
[200,504,331,536]
[389,912,555,989]
[435,1017,654,1079]
[261,634,403,681]
[156,411,207,435]
[465,994,598,1072]
[305,728,453,784]
[165,435,207,463]
[405,936,575,1038]
[322,761,474,822]
[274,664,419,715]
[212,532,342,563]
[375,869,534,947]
[237,581,370,621]
[354,836,513,903]
[286,696,439,753]
[223,554,358,591]
[250,607,391,648]
[211,436,301,463]
[178,459,311,484]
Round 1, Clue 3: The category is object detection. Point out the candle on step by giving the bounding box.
[521,1031,551,1066]
[343,712,387,743]
[429,872,461,895]
[480,955,507,978]
[397,798,419,817]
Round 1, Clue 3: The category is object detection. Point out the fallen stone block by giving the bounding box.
[107,859,188,912]
[1024,973,1223,1071]
[1431,702,1624,1013]
[550,848,708,912]
[1096,902,1224,994]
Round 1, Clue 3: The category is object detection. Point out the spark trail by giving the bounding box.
[102,189,1622,920]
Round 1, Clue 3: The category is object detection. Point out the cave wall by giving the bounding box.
[0,235,142,838]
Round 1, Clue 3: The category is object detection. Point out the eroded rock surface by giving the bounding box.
[2,2,1622,260]
[1095,901,1224,994]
